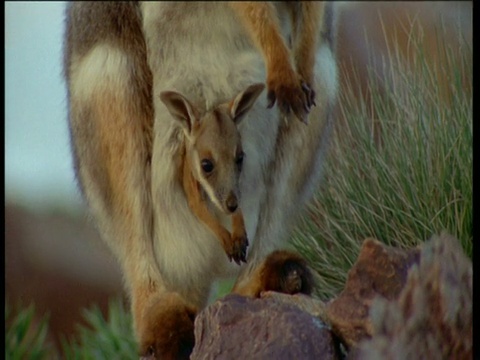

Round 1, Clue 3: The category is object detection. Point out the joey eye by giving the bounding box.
[201,159,214,173]
[235,152,245,169]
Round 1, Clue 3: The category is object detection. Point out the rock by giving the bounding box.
[326,238,420,347]
[190,234,471,359]
[351,233,472,359]
[191,293,339,360]
[260,291,329,323]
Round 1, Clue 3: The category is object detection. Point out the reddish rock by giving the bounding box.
[191,294,339,360]
[352,233,472,359]
[326,238,420,347]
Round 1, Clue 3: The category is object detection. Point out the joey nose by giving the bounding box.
[226,194,238,213]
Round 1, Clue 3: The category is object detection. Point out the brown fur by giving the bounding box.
[233,250,314,298]
[182,161,249,265]
[136,291,197,360]
[230,2,325,122]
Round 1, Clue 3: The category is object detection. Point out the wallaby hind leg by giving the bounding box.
[233,2,338,299]
[64,3,206,355]
[69,55,197,358]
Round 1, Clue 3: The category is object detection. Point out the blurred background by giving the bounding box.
[5,1,124,350]
[5,1,472,353]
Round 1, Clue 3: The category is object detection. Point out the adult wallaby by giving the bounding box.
[64,2,337,358]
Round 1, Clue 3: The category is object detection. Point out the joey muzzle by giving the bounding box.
[226,193,238,213]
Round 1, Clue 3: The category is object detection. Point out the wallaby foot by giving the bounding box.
[233,250,314,297]
[137,292,197,360]
[260,250,313,295]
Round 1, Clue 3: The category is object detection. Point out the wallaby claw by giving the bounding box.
[266,76,314,124]
[301,81,316,110]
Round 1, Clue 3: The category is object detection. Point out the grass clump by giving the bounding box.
[5,302,53,360]
[293,21,472,300]
[61,299,137,359]
[5,299,137,359]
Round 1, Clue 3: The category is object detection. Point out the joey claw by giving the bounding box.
[240,249,247,263]
[240,237,248,263]
[310,89,316,108]
[304,102,311,114]
[227,233,249,265]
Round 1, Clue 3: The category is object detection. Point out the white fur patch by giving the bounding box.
[70,44,131,102]
[315,45,338,104]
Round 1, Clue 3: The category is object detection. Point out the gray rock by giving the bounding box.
[191,293,339,360]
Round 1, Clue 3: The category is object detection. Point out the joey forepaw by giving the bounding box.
[225,231,248,265]
[231,231,249,265]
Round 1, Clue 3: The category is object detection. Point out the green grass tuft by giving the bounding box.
[5,302,53,360]
[292,22,472,300]
[5,299,138,359]
[61,299,138,359]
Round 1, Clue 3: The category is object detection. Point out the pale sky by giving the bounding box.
[5,2,83,211]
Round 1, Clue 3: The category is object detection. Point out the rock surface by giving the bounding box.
[325,238,420,347]
[191,293,339,360]
[351,233,472,359]
[190,234,471,359]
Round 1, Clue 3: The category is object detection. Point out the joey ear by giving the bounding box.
[229,83,265,124]
[160,91,199,134]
